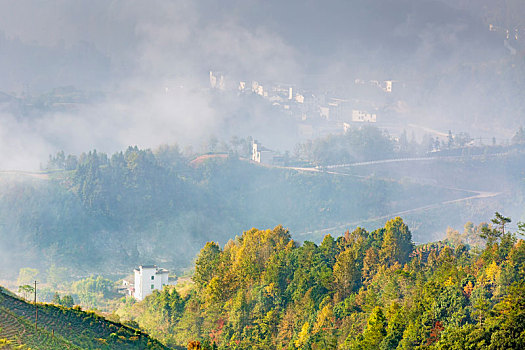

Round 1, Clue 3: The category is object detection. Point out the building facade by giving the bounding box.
[133,265,169,301]
[252,141,276,165]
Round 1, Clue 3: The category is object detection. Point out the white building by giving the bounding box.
[209,71,217,88]
[352,110,377,123]
[133,265,169,301]
[239,81,246,91]
[251,81,259,93]
[383,80,393,93]
[209,71,225,90]
[252,141,276,164]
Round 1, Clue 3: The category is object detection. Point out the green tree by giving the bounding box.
[380,304,405,350]
[361,307,387,349]
[72,276,113,296]
[380,217,413,266]
[481,212,511,247]
[320,234,339,267]
[52,292,61,305]
[60,295,75,308]
[488,282,525,349]
[193,242,222,288]
[312,304,337,349]
[333,249,361,299]
[17,284,34,300]
[491,212,511,236]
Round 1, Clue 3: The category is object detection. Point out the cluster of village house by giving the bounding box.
[211,71,395,166]
[210,70,390,127]
[121,265,176,301]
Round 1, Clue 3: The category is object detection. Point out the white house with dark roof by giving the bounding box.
[133,265,169,301]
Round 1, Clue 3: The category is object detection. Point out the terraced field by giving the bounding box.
[0,306,76,349]
[0,287,169,349]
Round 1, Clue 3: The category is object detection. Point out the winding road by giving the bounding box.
[1,157,505,239]
[296,189,501,237]
[277,158,503,237]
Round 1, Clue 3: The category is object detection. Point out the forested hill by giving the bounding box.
[0,286,168,349]
[117,217,525,349]
[0,144,470,276]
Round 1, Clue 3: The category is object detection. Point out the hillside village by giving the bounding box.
[209,70,388,139]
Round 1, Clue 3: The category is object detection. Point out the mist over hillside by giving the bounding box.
[2,3,525,348]
[0,0,524,170]
[0,147,456,276]
[1,137,524,280]
[0,0,524,286]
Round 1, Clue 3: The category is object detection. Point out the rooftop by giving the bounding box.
[134,265,170,274]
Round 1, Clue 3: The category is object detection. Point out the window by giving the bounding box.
[151,276,154,280]
[151,284,154,289]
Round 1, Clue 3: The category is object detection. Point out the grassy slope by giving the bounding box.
[0,286,169,350]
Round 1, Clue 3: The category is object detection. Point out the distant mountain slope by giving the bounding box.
[0,146,474,277]
[0,286,169,349]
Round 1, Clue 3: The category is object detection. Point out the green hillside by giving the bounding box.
[0,287,168,349]
[0,144,473,277]
[116,216,525,349]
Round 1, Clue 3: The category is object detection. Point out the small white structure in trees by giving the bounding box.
[252,141,276,165]
[133,265,169,301]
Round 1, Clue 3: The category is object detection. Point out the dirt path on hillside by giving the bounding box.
[274,162,502,237]
[0,170,50,180]
[296,189,501,237]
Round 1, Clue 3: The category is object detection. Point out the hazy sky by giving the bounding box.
[0,0,522,169]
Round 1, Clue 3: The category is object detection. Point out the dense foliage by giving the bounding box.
[118,216,525,349]
[0,143,461,277]
[294,125,525,166]
[295,126,396,165]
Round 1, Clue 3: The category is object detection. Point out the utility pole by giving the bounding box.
[34,280,38,330]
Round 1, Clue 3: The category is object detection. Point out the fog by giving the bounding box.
[0,0,523,170]
[1,1,525,280]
